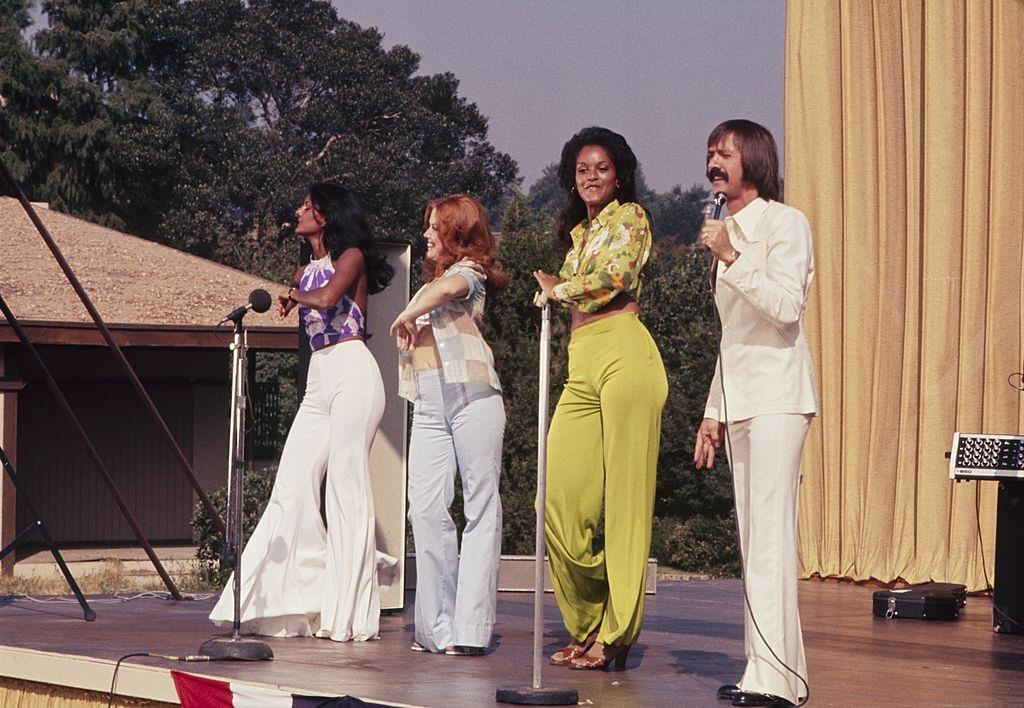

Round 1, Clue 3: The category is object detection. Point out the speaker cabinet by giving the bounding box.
[994,481,1024,634]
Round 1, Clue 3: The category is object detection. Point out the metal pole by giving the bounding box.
[199,324,272,660]
[0,444,96,620]
[532,302,552,688]
[496,297,576,705]
[229,326,246,638]
[0,292,182,599]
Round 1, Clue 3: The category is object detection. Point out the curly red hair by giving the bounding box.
[422,194,508,293]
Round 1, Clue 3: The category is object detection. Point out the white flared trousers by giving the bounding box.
[209,340,389,641]
[728,413,811,704]
[407,369,505,652]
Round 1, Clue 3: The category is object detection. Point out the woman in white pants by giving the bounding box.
[210,182,394,641]
[390,194,507,656]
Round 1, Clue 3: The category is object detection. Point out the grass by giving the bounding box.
[656,564,712,581]
[0,560,219,597]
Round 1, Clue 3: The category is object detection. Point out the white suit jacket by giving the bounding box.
[704,198,819,423]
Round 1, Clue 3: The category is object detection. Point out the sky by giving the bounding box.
[26,0,787,194]
[335,0,787,193]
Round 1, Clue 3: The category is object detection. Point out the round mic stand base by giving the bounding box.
[199,637,274,661]
[495,686,579,706]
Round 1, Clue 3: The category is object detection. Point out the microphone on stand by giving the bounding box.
[220,289,272,325]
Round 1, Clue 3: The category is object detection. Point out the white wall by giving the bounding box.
[366,242,411,611]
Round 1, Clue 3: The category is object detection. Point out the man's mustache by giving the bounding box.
[707,167,729,182]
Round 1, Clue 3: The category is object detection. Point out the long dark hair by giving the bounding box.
[707,119,781,202]
[554,126,640,245]
[308,182,394,294]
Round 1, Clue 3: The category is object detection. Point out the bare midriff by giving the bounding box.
[569,292,641,331]
[412,325,442,371]
[315,334,364,351]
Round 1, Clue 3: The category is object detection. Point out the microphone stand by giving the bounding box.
[497,297,578,705]
[200,317,273,661]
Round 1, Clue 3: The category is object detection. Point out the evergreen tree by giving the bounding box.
[647,183,709,244]
[484,194,568,553]
[3,0,518,283]
[525,162,562,221]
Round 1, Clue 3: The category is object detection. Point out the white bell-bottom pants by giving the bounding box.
[407,368,505,651]
[729,413,811,703]
[209,340,391,641]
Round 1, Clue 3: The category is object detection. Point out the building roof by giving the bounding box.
[0,197,296,349]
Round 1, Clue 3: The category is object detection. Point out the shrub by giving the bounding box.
[191,467,276,588]
[652,513,741,577]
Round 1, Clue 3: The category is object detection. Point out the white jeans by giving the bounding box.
[407,368,505,651]
[210,340,390,641]
[728,413,811,703]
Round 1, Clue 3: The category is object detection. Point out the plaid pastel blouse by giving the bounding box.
[398,258,502,403]
[551,199,653,313]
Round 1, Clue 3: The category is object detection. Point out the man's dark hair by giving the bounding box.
[707,119,781,202]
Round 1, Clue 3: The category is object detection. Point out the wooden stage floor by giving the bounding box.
[1,578,1023,706]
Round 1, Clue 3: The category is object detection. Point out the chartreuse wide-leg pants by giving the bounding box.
[544,313,668,647]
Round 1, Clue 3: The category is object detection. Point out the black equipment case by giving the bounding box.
[872,582,967,620]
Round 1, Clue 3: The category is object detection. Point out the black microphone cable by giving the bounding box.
[107,651,219,707]
[704,211,810,707]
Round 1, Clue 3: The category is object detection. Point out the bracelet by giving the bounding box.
[287,286,296,300]
[723,250,741,266]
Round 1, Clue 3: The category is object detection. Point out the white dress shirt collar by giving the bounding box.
[727,196,770,244]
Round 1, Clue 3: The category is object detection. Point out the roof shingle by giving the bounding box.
[0,197,295,330]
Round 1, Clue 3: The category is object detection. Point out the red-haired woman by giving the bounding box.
[390,194,508,656]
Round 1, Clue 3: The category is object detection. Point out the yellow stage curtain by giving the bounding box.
[785,0,1024,590]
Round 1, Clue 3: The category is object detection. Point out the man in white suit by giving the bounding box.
[694,119,817,708]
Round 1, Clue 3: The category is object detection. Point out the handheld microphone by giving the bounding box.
[711,192,726,219]
[220,289,272,324]
[702,193,728,291]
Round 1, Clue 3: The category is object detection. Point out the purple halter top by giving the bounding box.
[298,255,366,351]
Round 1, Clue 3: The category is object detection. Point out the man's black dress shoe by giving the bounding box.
[717,684,741,700]
[731,691,795,707]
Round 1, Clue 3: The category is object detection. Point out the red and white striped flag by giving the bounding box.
[171,670,383,707]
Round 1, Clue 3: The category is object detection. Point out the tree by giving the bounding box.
[3,0,518,283]
[483,194,569,552]
[640,242,734,522]
[525,162,562,221]
[0,1,44,186]
[5,1,739,574]
[1,0,179,227]
[126,0,516,282]
[647,183,709,245]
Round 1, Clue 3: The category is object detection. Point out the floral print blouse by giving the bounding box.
[551,199,653,314]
